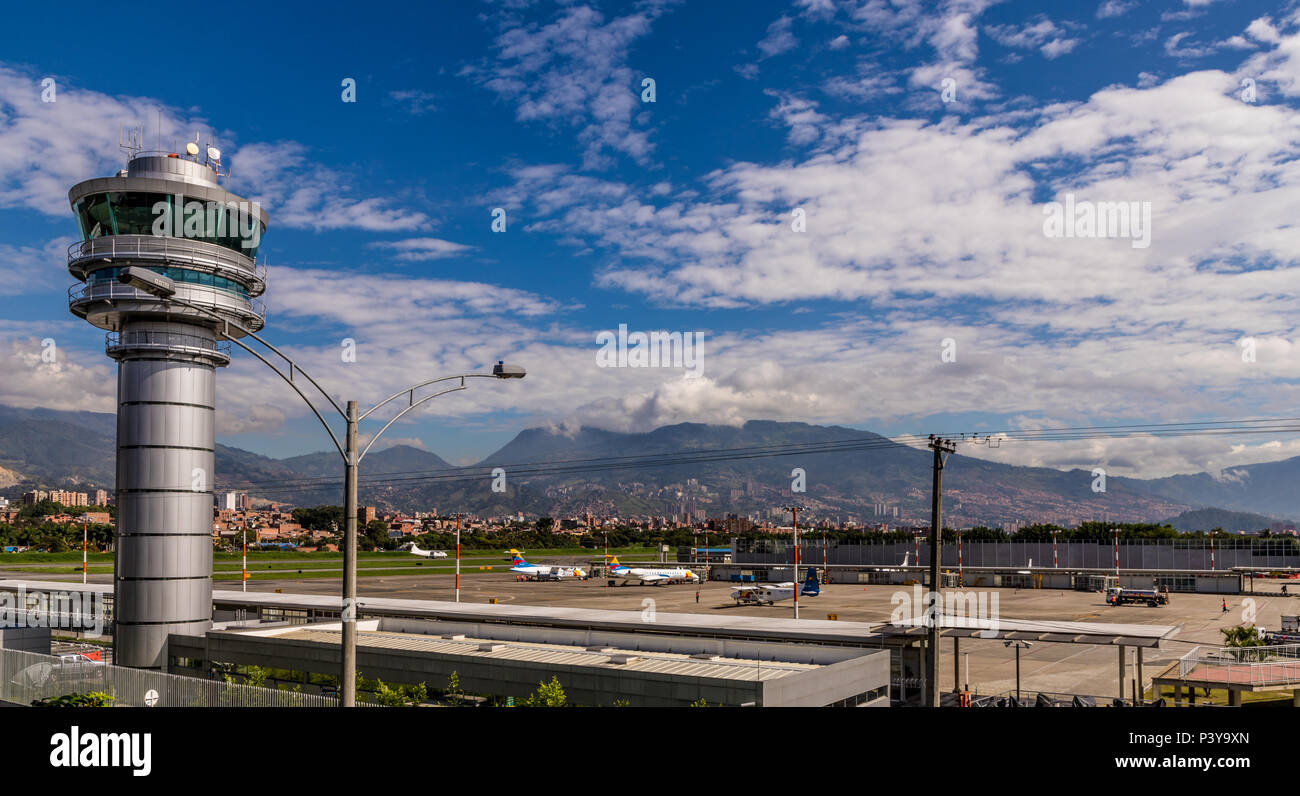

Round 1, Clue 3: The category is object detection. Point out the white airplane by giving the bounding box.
[607,557,699,585]
[406,543,448,559]
[731,568,821,605]
[510,555,586,581]
[877,552,911,572]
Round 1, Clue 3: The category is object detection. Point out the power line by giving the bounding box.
[215,416,1300,498]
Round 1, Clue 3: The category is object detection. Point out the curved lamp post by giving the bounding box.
[118,267,526,706]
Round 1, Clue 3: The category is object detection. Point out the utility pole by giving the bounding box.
[927,435,956,708]
[241,526,246,593]
[703,525,709,585]
[82,517,88,585]
[455,513,462,603]
[786,505,803,619]
[342,400,358,708]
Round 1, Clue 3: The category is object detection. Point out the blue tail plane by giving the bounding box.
[801,567,820,597]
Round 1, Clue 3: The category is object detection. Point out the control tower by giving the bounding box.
[67,139,268,668]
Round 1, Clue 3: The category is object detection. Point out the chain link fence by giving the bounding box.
[0,647,338,707]
[736,539,1300,569]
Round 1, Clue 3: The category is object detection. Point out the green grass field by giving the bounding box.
[0,546,662,580]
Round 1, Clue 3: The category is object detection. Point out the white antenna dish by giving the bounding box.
[207,146,221,162]
[185,142,200,157]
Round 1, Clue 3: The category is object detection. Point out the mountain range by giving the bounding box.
[1,405,1296,529]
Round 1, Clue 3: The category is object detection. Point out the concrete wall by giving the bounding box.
[762,650,890,707]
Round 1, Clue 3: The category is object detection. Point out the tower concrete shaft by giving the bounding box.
[69,150,268,668]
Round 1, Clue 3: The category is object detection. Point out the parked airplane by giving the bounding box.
[608,557,699,585]
[510,555,586,581]
[877,552,910,572]
[731,568,821,605]
[406,543,448,559]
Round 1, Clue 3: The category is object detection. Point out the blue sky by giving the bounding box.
[2,0,1300,477]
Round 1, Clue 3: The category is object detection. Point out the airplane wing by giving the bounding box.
[638,573,669,583]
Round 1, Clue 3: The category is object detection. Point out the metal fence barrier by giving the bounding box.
[0,647,338,707]
[735,539,1300,570]
[1176,643,1300,688]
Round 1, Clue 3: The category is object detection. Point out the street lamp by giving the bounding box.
[119,266,526,706]
[1004,640,1033,701]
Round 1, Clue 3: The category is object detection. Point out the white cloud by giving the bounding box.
[0,335,114,413]
[985,16,1081,60]
[1096,0,1135,19]
[0,65,428,233]
[0,238,76,295]
[369,238,474,262]
[229,142,430,233]
[388,89,438,115]
[759,16,799,58]
[462,4,669,169]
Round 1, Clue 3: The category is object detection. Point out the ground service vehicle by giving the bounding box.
[1105,586,1169,607]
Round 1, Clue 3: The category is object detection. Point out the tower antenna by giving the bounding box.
[119,125,143,159]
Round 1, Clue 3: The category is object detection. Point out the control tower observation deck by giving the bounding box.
[67,147,269,668]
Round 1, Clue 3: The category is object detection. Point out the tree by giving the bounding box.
[523,676,566,707]
[244,665,269,688]
[446,670,462,705]
[33,691,115,707]
[1221,625,1265,647]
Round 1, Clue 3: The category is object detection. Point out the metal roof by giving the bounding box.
[885,614,1182,648]
[272,627,813,682]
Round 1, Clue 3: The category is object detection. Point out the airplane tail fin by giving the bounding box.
[802,567,821,596]
[511,555,527,565]
[902,552,910,567]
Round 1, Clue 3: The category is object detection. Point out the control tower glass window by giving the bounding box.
[86,265,251,299]
[73,192,264,259]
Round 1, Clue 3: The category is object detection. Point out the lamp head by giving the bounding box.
[117,266,176,298]
[492,361,526,379]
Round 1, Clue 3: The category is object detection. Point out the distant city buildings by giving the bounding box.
[22,489,92,507]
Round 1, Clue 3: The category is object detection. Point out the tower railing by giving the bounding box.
[106,330,232,364]
[68,235,266,296]
[68,281,267,332]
